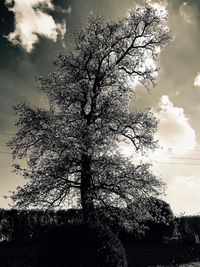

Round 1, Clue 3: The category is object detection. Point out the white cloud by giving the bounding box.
[65,6,72,14]
[156,95,196,153]
[121,95,196,157]
[166,175,200,215]
[6,0,67,52]
[194,73,200,87]
[179,2,195,23]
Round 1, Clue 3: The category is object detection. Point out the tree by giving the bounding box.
[143,198,174,242]
[8,5,171,224]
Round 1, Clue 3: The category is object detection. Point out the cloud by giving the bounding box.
[156,95,196,153]
[166,175,200,215]
[6,0,67,52]
[194,72,200,87]
[179,1,196,23]
[120,95,196,159]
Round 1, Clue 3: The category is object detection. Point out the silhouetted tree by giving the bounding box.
[8,5,170,224]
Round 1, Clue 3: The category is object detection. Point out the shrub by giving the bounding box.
[36,223,127,267]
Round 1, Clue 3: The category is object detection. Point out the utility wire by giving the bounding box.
[1,133,200,165]
[153,161,200,166]
[0,134,15,136]
[171,157,200,160]
[1,152,200,166]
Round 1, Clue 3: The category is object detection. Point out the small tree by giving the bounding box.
[8,5,170,224]
[143,198,174,242]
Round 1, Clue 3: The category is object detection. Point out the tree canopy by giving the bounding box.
[8,5,171,223]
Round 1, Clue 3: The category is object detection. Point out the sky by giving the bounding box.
[0,0,200,215]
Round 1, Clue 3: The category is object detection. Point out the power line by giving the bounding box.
[1,133,200,165]
[1,152,200,165]
[0,134,15,136]
[131,160,200,166]
[153,161,200,166]
[171,157,200,160]
[171,149,200,152]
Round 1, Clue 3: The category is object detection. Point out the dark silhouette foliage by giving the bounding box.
[37,223,127,267]
[1,209,200,266]
[143,198,174,242]
[0,203,175,243]
[173,215,200,244]
[0,208,82,242]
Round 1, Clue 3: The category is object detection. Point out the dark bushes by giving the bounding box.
[36,223,127,267]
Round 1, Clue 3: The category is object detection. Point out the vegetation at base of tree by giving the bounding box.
[3,203,200,246]
[37,223,127,267]
[0,209,200,266]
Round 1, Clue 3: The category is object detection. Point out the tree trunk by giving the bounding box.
[81,154,96,224]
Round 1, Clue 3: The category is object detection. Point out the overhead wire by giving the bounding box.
[1,133,200,165]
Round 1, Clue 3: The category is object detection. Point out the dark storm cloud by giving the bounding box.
[0,1,16,69]
[0,0,71,133]
[0,1,22,131]
[0,0,14,37]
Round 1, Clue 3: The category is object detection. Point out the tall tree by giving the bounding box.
[8,5,171,223]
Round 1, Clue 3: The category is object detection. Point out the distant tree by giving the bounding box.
[145,198,174,223]
[143,198,174,242]
[8,5,170,224]
[175,215,200,243]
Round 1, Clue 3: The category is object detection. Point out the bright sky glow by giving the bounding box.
[194,73,200,87]
[156,95,196,154]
